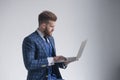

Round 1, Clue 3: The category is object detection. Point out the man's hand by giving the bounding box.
[53,56,67,62]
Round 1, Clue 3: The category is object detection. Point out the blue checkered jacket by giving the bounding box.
[22,31,66,80]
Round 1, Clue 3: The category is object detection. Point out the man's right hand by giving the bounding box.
[53,56,67,62]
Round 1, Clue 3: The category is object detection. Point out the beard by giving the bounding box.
[44,28,52,36]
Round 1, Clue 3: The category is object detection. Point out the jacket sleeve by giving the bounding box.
[22,37,48,71]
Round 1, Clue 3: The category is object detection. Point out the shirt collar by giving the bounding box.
[37,29,44,39]
[37,29,50,43]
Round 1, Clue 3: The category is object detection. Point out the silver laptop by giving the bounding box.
[55,40,87,63]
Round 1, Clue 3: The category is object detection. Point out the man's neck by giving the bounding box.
[38,27,45,35]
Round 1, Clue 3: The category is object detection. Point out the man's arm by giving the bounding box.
[22,37,49,71]
[47,56,67,69]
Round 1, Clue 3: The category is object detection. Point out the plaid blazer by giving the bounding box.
[22,31,66,80]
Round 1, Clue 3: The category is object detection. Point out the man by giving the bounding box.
[22,10,68,80]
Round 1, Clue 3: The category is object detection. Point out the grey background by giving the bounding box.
[0,0,120,80]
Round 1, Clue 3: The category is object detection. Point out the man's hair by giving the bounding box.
[38,10,57,25]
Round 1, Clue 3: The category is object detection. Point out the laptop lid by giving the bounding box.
[76,40,87,60]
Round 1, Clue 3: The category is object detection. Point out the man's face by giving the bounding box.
[44,20,55,36]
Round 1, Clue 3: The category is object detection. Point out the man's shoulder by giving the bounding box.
[23,31,38,41]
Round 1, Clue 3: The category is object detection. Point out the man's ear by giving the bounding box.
[41,23,46,29]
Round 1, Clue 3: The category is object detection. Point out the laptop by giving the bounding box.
[55,40,87,63]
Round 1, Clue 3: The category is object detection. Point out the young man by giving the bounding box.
[22,11,68,80]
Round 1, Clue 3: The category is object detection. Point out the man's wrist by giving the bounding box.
[47,57,54,66]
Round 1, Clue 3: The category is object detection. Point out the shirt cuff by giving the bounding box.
[47,57,54,66]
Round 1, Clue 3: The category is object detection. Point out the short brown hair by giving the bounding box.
[38,10,57,25]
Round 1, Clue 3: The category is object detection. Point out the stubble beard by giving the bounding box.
[44,29,52,37]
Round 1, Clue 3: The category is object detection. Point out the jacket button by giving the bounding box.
[46,75,48,77]
[41,65,46,67]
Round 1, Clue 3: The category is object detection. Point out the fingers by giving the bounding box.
[58,56,67,60]
[53,56,67,62]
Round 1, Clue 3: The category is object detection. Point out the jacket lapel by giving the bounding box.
[35,31,56,57]
[48,36,56,54]
[35,31,48,57]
